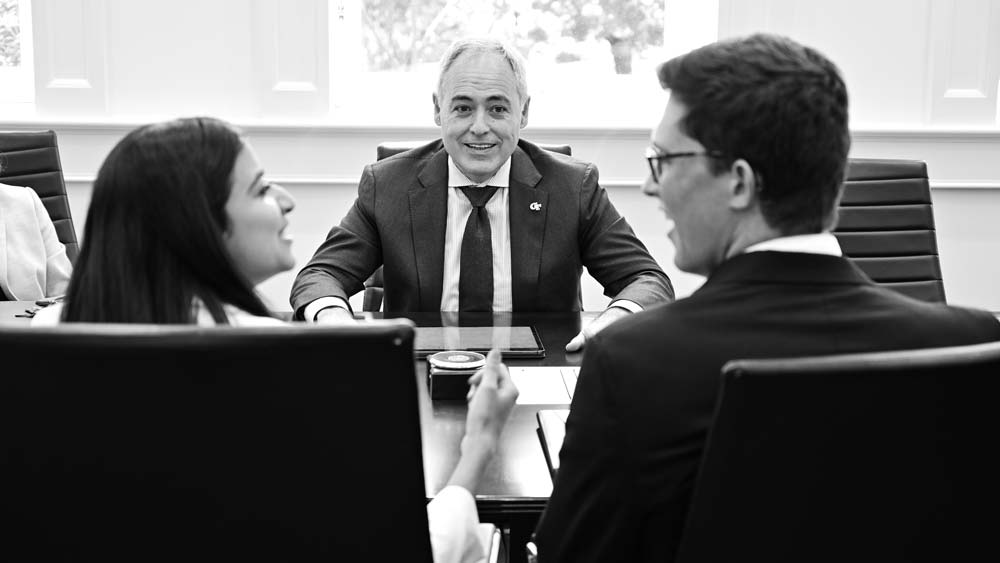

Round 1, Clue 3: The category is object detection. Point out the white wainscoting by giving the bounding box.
[30,122,1000,314]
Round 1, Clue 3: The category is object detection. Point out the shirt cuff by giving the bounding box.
[303,296,351,322]
[427,485,486,563]
[608,299,643,314]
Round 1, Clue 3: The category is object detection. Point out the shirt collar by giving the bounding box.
[447,156,511,188]
[744,232,843,256]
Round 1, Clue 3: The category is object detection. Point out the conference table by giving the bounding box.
[398,311,595,561]
[1,301,594,560]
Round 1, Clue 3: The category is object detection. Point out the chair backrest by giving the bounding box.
[0,321,433,562]
[0,130,80,262]
[835,158,944,302]
[362,140,573,312]
[675,340,1000,563]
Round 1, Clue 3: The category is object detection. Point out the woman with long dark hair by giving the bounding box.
[35,116,294,324]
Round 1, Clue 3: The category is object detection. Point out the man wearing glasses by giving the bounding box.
[528,33,1000,562]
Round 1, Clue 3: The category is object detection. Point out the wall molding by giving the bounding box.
[33,120,1000,206]
[5,118,1000,139]
[4,111,1000,153]
[65,175,1000,192]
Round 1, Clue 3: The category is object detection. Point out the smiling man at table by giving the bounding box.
[525,33,1000,562]
[290,36,673,350]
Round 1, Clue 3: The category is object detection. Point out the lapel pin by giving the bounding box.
[530,202,542,211]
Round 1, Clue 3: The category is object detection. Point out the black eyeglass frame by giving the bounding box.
[645,147,729,183]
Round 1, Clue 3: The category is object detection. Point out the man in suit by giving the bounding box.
[529,33,1000,562]
[290,37,673,350]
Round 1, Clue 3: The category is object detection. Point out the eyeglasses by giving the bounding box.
[645,146,728,183]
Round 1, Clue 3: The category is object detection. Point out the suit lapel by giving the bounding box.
[409,148,449,310]
[508,148,546,311]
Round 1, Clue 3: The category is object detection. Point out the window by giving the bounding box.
[330,0,718,127]
[0,0,34,105]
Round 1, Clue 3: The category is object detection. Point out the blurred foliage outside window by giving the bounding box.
[0,0,21,67]
[360,0,665,76]
[338,0,689,126]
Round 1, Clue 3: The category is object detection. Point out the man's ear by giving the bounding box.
[433,93,442,126]
[728,158,759,211]
[520,96,531,128]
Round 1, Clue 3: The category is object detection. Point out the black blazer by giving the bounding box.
[534,251,1000,562]
[290,139,672,316]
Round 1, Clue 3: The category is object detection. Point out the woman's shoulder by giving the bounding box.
[0,182,41,202]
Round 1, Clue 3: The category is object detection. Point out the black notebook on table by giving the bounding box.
[415,325,545,358]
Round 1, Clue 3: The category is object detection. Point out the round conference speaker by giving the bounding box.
[427,350,486,371]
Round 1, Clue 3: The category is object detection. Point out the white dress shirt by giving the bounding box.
[427,485,488,563]
[744,232,843,256]
[440,156,513,312]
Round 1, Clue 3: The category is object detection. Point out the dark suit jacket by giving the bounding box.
[290,139,672,316]
[533,251,1000,562]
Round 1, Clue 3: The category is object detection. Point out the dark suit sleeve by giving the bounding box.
[533,337,644,562]
[289,164,383,319]
[576,163,674,307]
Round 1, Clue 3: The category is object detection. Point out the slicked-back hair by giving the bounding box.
[61,117,273,324]
[657,33,850,234]
[437,36,528,107]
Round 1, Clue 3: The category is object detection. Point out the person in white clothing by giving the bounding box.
[0,181,72,301]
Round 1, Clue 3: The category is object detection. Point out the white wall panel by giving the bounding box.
[105,0,255,118]
[31,0,108,115]
[720,0,935,127]
[928,0,1000,124]
[251,0,329,117]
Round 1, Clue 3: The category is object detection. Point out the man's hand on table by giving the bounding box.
[565,305,632,352]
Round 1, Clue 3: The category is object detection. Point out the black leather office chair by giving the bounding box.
[675,340,1000,563]
[0,321,438,562]
[362,141,573,312]
[0,130,80,262]
[835,158,945,303]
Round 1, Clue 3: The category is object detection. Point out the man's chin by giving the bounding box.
[456,161,500,184]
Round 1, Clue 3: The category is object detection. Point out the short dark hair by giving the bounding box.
[62,116,272,323]
[657,33,850,234]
